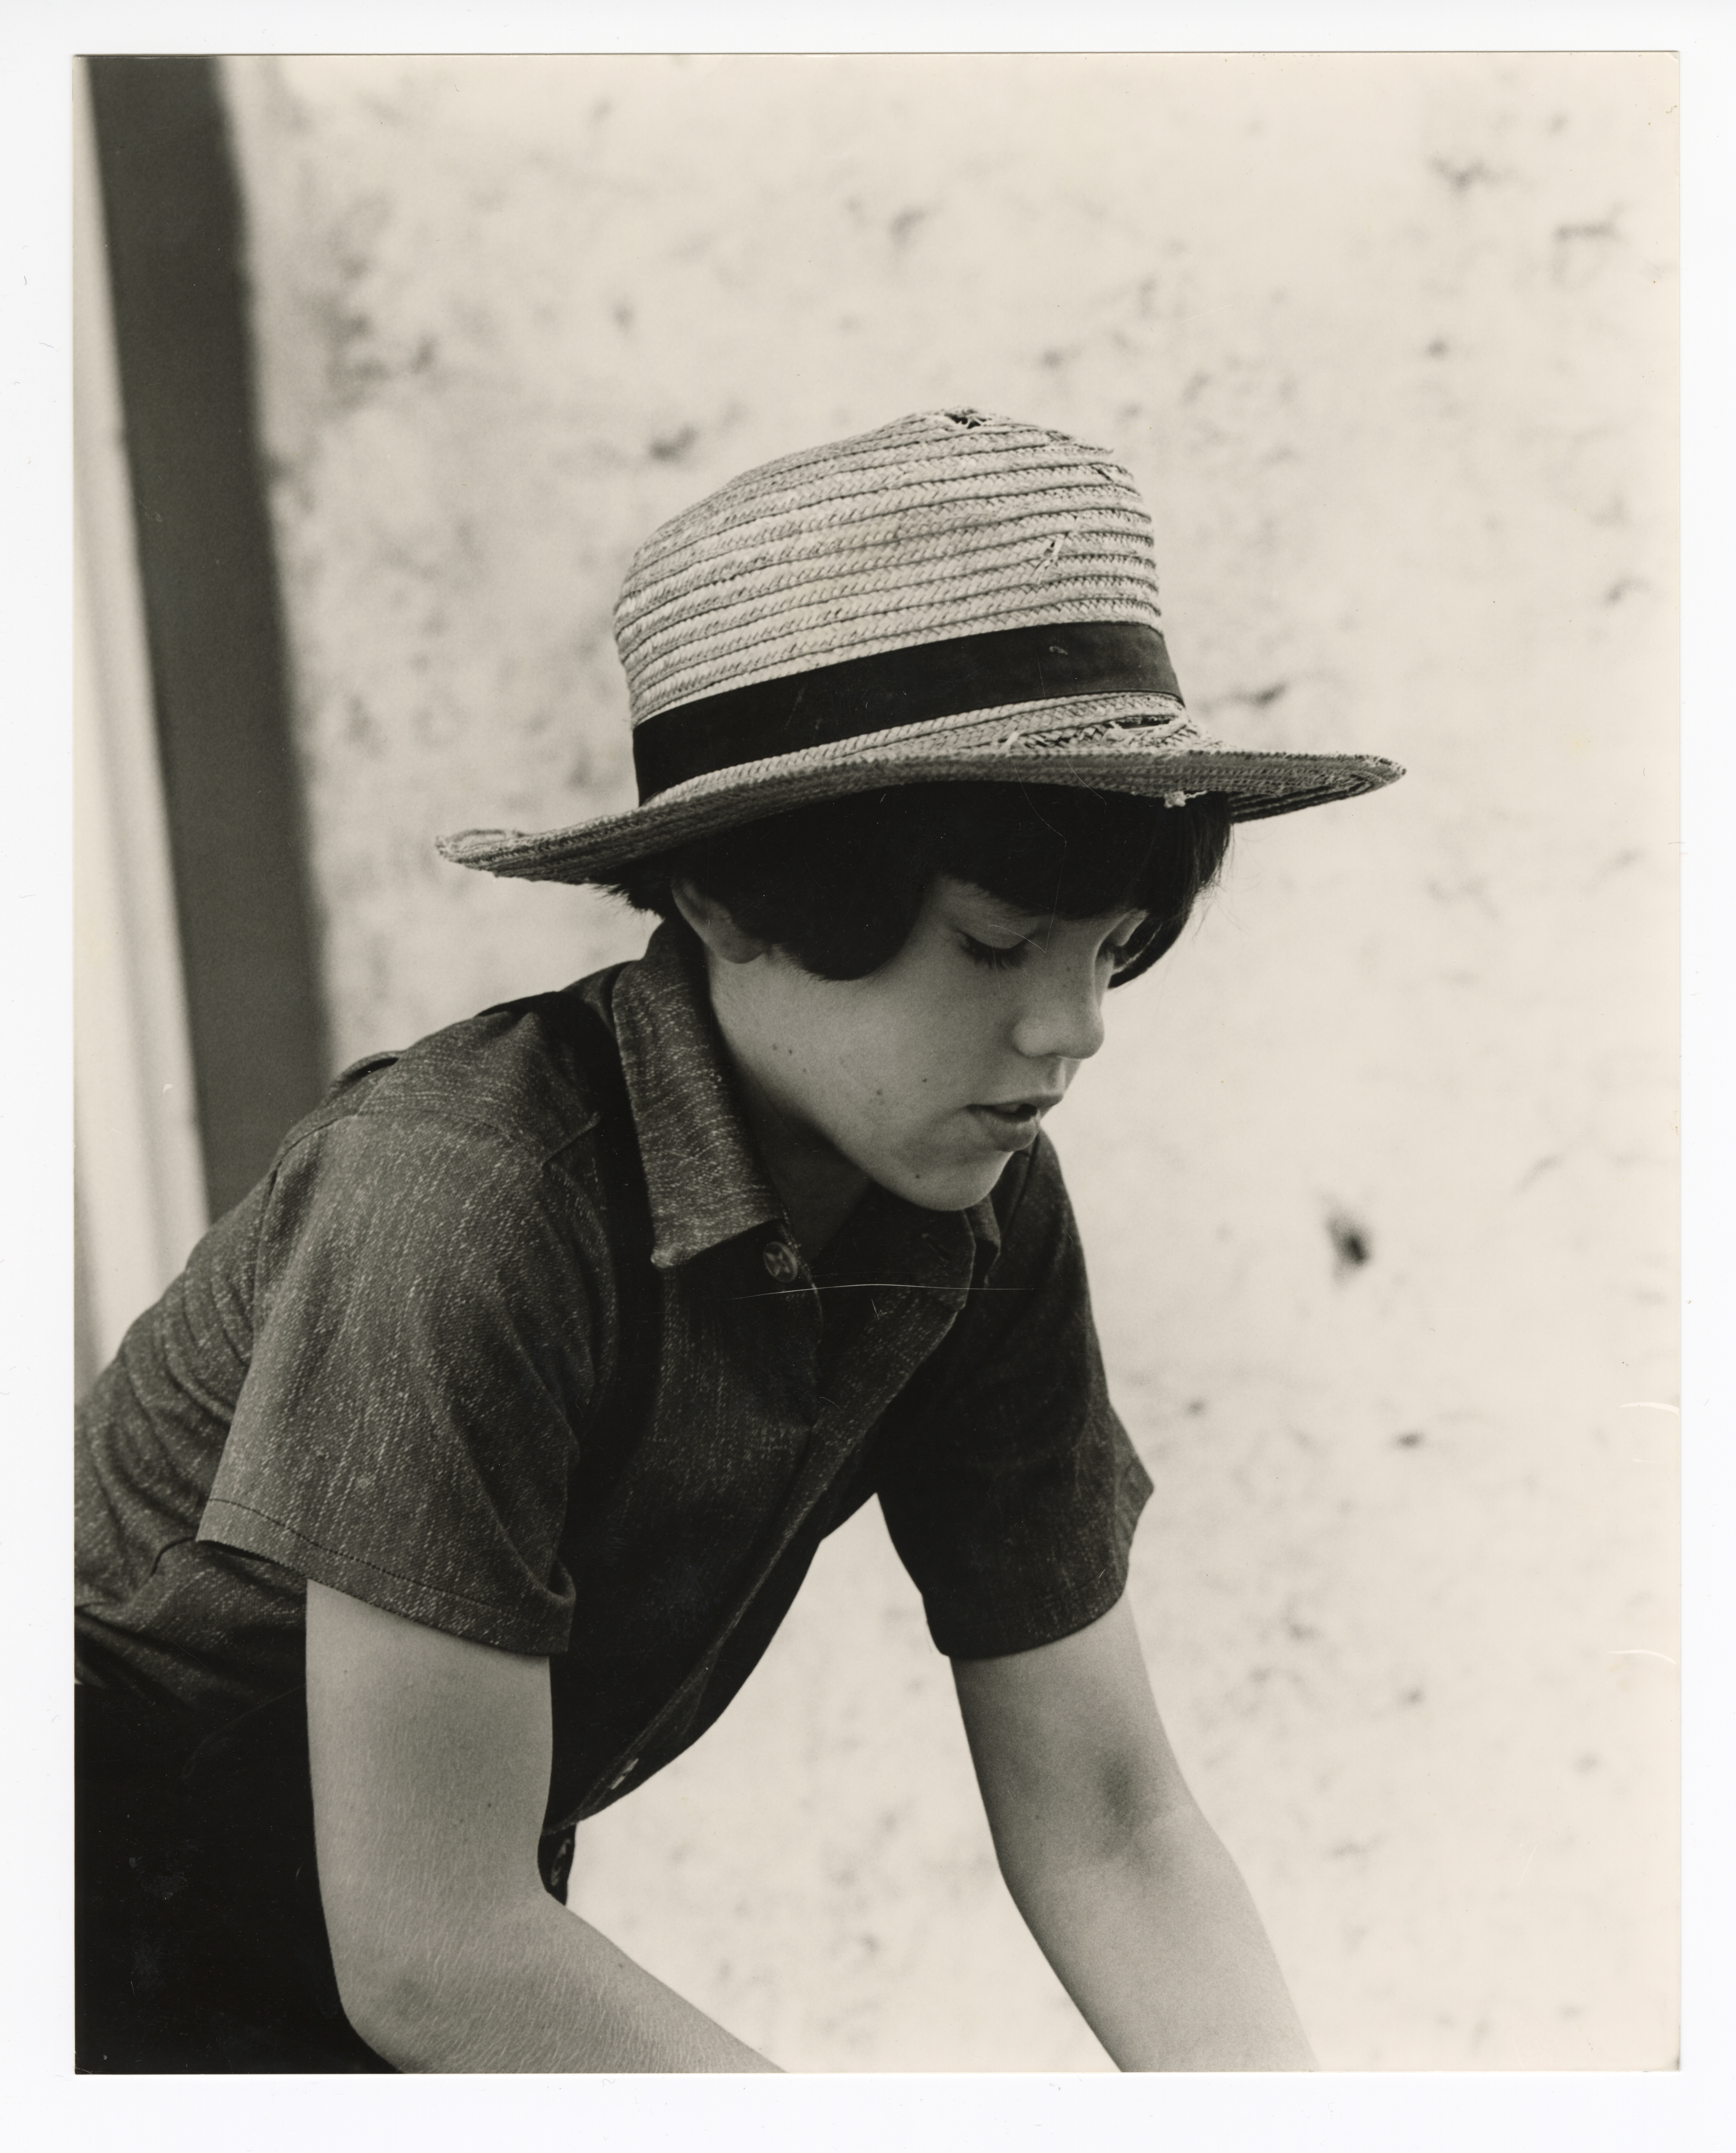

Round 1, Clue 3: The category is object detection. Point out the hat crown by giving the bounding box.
[614,409,1166,727]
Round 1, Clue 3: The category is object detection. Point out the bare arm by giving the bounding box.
[306,1581,779,2072]
[953,1593,1316,2070]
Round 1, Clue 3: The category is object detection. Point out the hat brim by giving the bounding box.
[436,693,1404,884]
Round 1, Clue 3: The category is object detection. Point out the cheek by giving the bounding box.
[793,1012,919,1144]
[853,992,996,1129]
[790,1007,909,1128]
[787,956,1008,1146]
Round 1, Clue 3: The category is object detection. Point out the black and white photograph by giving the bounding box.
[31,12,1707,2121]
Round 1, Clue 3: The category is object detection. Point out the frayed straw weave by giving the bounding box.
[439,409,1401,883]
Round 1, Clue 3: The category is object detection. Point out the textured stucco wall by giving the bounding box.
[224,53,1677,2070]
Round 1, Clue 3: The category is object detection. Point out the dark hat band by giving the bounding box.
[630,619,1183,803]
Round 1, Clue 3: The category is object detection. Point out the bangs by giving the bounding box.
[916,783,1232,987]
[606,781,1232,984]
[924,784,1201,917]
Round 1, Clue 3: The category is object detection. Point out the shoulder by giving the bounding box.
[247,967,652,1303]
[270,965,636,1188]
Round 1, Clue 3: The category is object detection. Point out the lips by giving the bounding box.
[967,1096,1063,1147]
[975,1092,1064,1117]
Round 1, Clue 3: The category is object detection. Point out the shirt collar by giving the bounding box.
[611,925,783,1269]
[610,922,1004,1272]
[964,1194,1001,1259]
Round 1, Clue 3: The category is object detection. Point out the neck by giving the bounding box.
[731,1072,869,1261]
[702,963,869,1261]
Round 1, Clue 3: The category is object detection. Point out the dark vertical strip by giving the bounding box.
[73,1177,102,1401]
[86,55,328,1219]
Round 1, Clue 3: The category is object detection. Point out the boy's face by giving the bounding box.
[702,875,1149,1215]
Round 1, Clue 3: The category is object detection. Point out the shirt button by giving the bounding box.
[762,1241,801,1282]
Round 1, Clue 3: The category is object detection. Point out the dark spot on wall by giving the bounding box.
[1555,215,1619,244]
[1550,215,1622,287]
[1603,576,1644,605]
[649,425,697,463]
[1211,682,1289,714]
[1431,156,1498,192]
[1185,1397,1208,1417]
[1514,1151,1563,1193]
[1395,1430,1424,1448]
[1400,1688,1425,1707]
[342,694,379,752]
[1328,1210,1372,1273]
[1426,337,1450,357]
[889,205,929,248]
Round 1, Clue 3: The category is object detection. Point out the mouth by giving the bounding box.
[967,1095,1064,1146]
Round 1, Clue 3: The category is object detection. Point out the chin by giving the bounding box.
[882,1155,1011,1213]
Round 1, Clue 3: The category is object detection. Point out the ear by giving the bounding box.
[670,876,770,966]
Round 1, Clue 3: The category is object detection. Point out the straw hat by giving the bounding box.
[437,409,1402,883]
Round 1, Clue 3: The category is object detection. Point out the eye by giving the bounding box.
[959,933,1027,972]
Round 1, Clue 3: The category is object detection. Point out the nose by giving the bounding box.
[1009,959,1107,1065]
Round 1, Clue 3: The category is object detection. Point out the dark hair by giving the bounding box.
[605,782,1233,987]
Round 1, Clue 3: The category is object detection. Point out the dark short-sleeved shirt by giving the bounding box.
[76,926,1151,1831]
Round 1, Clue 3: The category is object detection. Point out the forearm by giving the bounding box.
[954,1595,1317,2071]
[346,1889,778,2073]
[997,1798,1315,2071]
[308,1586,778,2073]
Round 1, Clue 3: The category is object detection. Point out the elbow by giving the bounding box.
[987,1774,1209,1926]
[323,1892,463,2071]
[324,1882,564,2071]
[329,1934,441,2070]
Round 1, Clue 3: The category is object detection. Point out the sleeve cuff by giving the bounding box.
[199,1498,571,1658]
[925,1440,1154,1662]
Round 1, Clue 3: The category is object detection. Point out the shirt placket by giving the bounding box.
[567,1212,978,1821]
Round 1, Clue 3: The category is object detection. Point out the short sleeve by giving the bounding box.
[876,1137,1153,1661]
[198,1109,600,1655]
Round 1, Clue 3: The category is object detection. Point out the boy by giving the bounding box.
[75,409,1401,2072]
